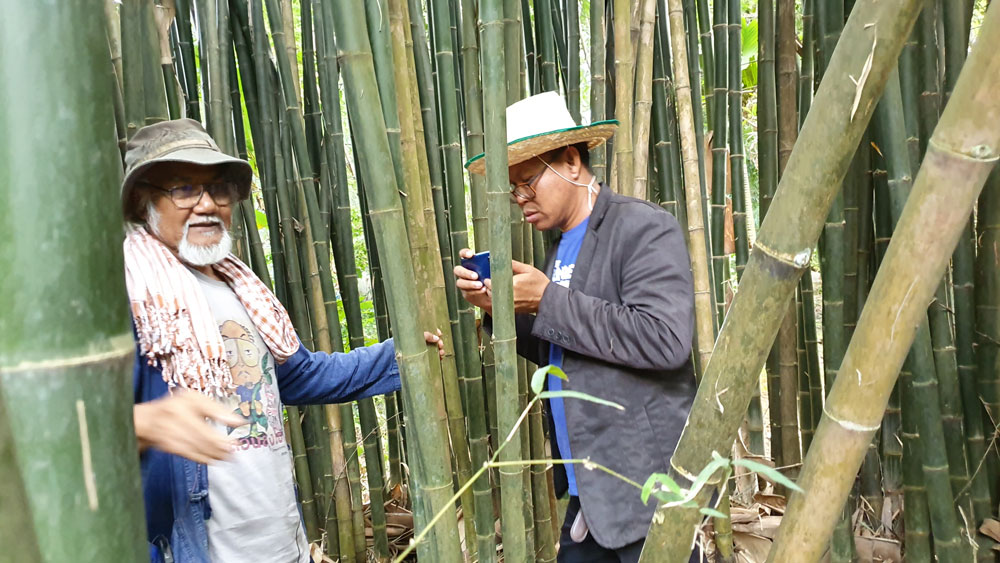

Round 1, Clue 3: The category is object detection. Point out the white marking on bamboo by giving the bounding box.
[77,400,99,511]
[890,280,918,343]
[2,342,133,374]
[824,405,880,432]
[850,31,878,122]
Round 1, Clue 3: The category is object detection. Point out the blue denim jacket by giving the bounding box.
[133,339,401,562]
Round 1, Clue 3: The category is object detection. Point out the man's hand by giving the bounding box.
[454,248,493,314]
[134,390,246,464]
[512,259,550,314]
[424,329,446,359]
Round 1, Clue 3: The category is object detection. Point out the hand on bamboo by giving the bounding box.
[511,259,549,314]
[454,248,493,314]
[424,329,446,359]
[133,390,246,464]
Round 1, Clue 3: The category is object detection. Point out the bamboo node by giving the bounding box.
[823,405,880,433]
[752,240,812,269]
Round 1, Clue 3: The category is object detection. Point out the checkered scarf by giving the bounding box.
[124,226,299,397]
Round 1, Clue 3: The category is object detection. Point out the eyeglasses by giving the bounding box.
[509,148,564,203]
[141,180,240,209]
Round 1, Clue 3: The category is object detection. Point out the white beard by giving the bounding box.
[147,203,232,266]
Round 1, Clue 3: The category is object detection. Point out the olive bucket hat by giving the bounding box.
[464,91,617,175]
[121,118,252,222]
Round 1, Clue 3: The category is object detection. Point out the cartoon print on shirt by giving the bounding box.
[220,320,274,438]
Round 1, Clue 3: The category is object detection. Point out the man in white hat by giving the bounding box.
[122,119,443,562]
[456,92,696,561]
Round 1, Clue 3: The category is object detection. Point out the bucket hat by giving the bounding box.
[465,91,617,175]
[121,118,252,222]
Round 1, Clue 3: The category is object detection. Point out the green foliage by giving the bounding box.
[640,451,802,519]
[530,364,567,394]
[741,17,759,89]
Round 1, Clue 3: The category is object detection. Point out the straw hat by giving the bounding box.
[465,91,617,175]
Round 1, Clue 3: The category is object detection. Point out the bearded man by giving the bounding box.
[125,119,441,563]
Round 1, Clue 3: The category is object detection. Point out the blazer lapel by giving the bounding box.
[568,184,612,291]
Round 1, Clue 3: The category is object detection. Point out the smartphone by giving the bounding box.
[460,251,491,282]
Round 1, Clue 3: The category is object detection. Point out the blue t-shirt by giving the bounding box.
[547,216,589,496]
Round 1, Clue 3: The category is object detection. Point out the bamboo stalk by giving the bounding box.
[535,0,559,92]
[662,0,714,377]
[565,0,580,122]
[612,0,634,194]
[775,0,802,478]
[456,2,501,560]
[767,9,1000,555]
[330,2,463,559]
[975,168,1000,508]
[479,1,528,561]
[590,0,608,177]
[389,1,480,557]
[631,0,656,200]
[798,0,815,124]
[640,1,926,556]
[652,18,678,218]
[708,0,728,329]
[694,0,714,126]
[0,3,148,558]
[173,0,200,120]
[727,0,748,280]
[510,0,529,98]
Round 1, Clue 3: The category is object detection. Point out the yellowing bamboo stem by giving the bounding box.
[768,7,1000,557]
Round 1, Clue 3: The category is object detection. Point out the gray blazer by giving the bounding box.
[514,184,696,549]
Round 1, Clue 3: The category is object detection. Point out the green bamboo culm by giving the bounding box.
[590,0,608,178]
[0,1,149,559]
[639,0,925,558]
[767,6,1000,556]
[330,1,463,560]
[611,0,635,194]
[479,0,528,562]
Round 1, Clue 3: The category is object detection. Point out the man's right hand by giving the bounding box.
[454,248,493,314]
[134,390,247,464]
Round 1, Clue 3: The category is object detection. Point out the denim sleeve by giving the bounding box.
[276,339,402,405]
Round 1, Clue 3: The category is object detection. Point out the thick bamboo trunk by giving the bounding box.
[640,1,924,558]
[0,2,148,559]
[768,8,1000,557]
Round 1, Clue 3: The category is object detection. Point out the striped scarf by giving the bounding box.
[124,226,299,397]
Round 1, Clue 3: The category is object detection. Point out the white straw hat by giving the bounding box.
[465,91,617,175]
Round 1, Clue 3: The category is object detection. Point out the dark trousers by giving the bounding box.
[557,496,705,563]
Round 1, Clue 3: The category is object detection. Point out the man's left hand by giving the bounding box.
[424,329,445,359]
[512,260,550,314]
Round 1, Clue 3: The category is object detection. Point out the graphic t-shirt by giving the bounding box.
[191,269,310,563]
[547,217,589,497]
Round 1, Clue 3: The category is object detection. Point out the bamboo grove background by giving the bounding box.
[3,0,1000,560]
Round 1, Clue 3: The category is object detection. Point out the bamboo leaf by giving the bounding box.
[741,18,759,66]
[700,507,728,519]
[530,364,567,395]
[641,473,684,505]
[733,458,804,493]
[537,390,624,410]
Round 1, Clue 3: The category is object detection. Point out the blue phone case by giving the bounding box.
[461,251,491,281]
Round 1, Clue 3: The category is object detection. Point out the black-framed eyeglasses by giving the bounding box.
[509,148,564,203]
[140,181,239,209]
